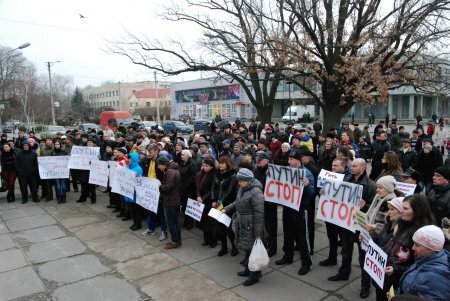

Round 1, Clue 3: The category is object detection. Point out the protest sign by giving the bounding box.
[135,177,161,213]
[38,156,70,179]
[265,164,305,211]
[208,208,232,227]
[395,182,416,196]
[111,166,136,199]
[71,146,100,157]
[88,160,109,187]
[317,169,345,188]
[316,179,363,232]
[108,161,117,187]
[354,210,368,232]
[360,229,371,252]
[68,155,99,170]
[364,239,387,288]
[185,198,205,222]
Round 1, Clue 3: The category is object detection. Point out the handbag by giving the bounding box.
[248,238,270,271]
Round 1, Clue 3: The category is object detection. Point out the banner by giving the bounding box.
[317,169,345,188]
[135,177,161,213]
[68,155,99,170]
[395,182,416,197]
[38,156,70,179]
[208,208,232,227]
[185,198,205,222]
[110,166,136,199]
[71,146,100,157]
[316,179,363,232]
[108,161,117,187]
[364,239,387,288]
[88,161,109,186]
[265,164,305,211]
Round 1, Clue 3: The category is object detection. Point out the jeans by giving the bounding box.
[55,179,67,199]
[147,203,167,232]
[163,204,181,243]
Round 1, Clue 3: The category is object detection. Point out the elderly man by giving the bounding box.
[427,166,450,226]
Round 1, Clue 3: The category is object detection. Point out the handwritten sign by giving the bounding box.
[208,208,232,227]
[135,177,161,213]
[265,164,305,211]
[354,210,368,232]
[395,182,416,197]
[185,198,205,222]
[317,169,345,188]
[38,156,70,179]
[111,166,136,199]
[316,179,363,232]
[364,239,387,288]
[108,161,117,187]
[71,146,100,157]
[360,229,371,252]
[68,155,99,170]
[88,161,109,186]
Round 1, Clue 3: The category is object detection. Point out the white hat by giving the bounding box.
[376,175,396,193]
[413,225,445,252]
[181,149,192,158]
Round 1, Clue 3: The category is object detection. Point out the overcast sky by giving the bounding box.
[0,0,202,88]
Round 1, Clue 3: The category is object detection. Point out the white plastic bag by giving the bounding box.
[248,238,270,271]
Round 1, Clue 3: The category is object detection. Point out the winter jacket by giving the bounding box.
[51,148,68,156]
[433,128,448,147]
[39,144,54,157]
[15,149,38,177]
[225,178,264,251]
[399,250,450,301]
[179,158,198,200]
[318,148,336,171]
[217,170,237,207]
[159,162,181,206]
[416,149,443,183]
[1,150,16,171]
[124,152,143,203]
[396,147,417,171]
[274,150,289,167]
[345,171,377,212]
[427,184,450,226]
[366,192,397,232]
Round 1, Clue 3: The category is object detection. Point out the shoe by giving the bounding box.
[328,273,349,281]
[107,205,115,208]
[121,216,131,221]
[231,247,239,256]
[91,200,96,204]
[210,242,217,248]
[46,198,53,202]
[21,200,28,204]
[159,231,167,241]
[76,199,86,203]
[298,265,311,275]
[237,270,250,277]
[141,229,156,236]
[58,199,62,204]
[116,211,125,218]
[240,259,248,266]
[218,248,228,257]
[129,224,142,231]
[359,288,370,299]
[164,242,179,249]
[267,250,277,258]
[275,257,293,265]
[243,278,259,286]
[112,208,121,213]
[319,258,338,266]
[32,198,40,203]
[62,198,66,203]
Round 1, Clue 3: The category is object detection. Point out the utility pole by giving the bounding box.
[154,71,160,125]
[46,61,60,125]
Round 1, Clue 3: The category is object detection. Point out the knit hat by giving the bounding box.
[139,149,148,156]
[222,139,231,145]
[117,147,128,155]
[412,225,445,252]
[189,144,199,152]
[281,142,290,150]
[236,168,254,181]
[234,143,243,150]
[202,154,215,166]
[181,149,192,158]
[387,197,405,213]
[176,140,185,148]
[434,166,450,181]
[156,156,170,165]
[376,175,396,193]
[288,150,302,161]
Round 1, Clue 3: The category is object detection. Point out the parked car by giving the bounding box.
[79,123,99,134]
[139,121,164,132]
[162,120,193,134]
[193,119,211,131]
[39,125,67,139]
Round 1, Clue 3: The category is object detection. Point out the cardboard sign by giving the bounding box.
[135,177,161,213]
[88,160,109,187]
[317,169,345,188]
[395,182,416,196]
[185,198,205,222]
[316,179,363,232]
[265,164,305,211]
[68,155,99,170]
[38,156,70,179]
[71,146,100,157]
[108,161,117,187]
[364,239,387,289]
[354,210,368,232]
[208,208,232,227]
[360,229,371,252]
[110,166,137,199]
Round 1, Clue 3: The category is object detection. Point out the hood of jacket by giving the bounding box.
[128,152,140,168]
[167,161,179,170]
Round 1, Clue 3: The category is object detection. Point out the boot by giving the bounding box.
[121,212,131,221]
[58,198,63,204]
[10,194,15,203]
[7,193,13,203]
[62,198,66,203]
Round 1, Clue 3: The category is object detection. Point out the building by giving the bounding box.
[128,87,171,120]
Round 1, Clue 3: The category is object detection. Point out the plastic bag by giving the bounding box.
[248,238,270,271]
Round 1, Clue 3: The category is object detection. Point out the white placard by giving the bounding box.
[71,145,100,157]
[68,155,99,170]
[38,156,70,179]
[108,161,117,187]
[364,239,387,289]
[395,182,416,196]
[185,198,205,222]
[135,177,161,213]
[110,166,137,199]
[88,161,109,186]
[317,169,345,188]
[208,208,232,227]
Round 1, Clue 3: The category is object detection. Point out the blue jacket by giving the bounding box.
[124,152,143,203]
[399,250,450,301]
[300,165,315,210]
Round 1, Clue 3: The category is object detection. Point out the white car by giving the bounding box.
[140,121,164,132]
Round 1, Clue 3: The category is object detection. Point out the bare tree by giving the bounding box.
[281,0,450,129]
[0,46,29,103]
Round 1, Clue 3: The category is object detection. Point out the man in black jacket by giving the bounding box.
[396,138,417,171]
[15,142,39,203]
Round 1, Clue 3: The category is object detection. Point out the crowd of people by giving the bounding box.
[0,116,449,299]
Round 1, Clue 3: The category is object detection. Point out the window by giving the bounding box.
[146,102,150,107]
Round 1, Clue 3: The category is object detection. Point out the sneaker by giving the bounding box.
[159,231,167,241]
[141,229,156,236]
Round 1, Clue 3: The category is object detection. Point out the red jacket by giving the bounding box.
[269,139,282,160]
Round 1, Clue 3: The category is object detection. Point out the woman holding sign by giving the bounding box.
[51,140,68,204]
[221,168,264,286]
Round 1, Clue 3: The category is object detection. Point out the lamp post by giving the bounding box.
[46,61,60,125]
[154,71,160,125]
[286,78,292,122]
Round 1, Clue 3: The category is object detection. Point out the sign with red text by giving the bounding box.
[185,198,205,222]
[265,164,305,211]
[135,177,161,213]
[38,156,70,179]
[364,239,387,288]
[317,169,345,188]
[316,179,363,232]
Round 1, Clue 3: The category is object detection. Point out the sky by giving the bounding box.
[0,0,202,88]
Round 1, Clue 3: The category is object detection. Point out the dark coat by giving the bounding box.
[416,149,443,183]
[15,149,38,177]
[396,148,417,171]
[217,170,237,207]
[427,184,450,225]
[345,171,377,212]
[159,162,181,206]
[1,150,16,171]
[318,148,336,171]
[179,158,198,200]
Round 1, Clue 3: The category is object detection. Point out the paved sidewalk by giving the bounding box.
[0,187,376,301]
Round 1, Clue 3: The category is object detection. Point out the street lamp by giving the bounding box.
[1,42,31,58]
[286,78,293,122]
[46,61,60,125]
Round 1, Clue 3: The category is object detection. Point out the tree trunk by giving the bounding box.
[256,104,273,124]
[322,103,353,132]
